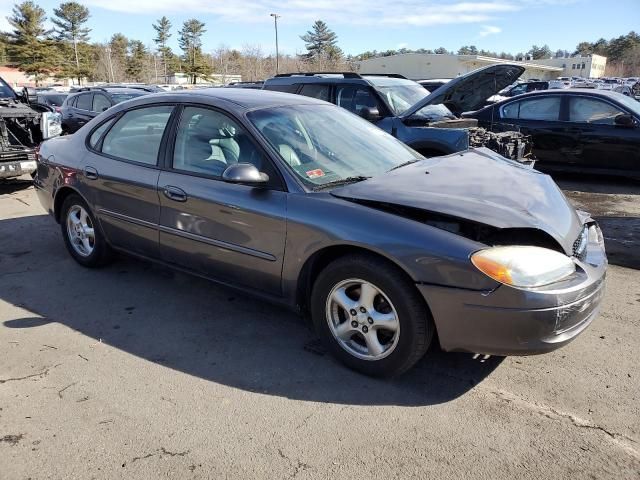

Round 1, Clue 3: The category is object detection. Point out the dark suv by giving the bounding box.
[61,87,147,133]
[263,65,531,160]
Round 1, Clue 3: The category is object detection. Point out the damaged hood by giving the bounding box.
[400,64,525,117]
[331,148,583,255]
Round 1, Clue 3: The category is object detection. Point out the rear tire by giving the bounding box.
[311,254,433,377]
[60,194,112,268]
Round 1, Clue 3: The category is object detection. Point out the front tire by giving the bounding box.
[60,194,112,267]
[311,254,434,377]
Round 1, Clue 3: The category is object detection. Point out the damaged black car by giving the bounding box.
[0,76,61,180]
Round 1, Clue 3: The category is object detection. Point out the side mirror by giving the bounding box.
[222,163,269,185]
[359,106,381,122]
[614,113,635,127]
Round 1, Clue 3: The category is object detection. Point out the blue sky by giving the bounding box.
[2,0,639,56]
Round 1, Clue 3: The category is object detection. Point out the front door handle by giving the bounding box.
[162,185,187,202]
[84,166,98,180]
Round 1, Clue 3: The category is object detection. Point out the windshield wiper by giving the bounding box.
[388,159,419,172]
[312,176,371,191]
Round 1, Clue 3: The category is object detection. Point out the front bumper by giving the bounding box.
[418,225,607,356]
[0,159,37,179]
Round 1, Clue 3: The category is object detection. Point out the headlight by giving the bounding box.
[471,246,575,288]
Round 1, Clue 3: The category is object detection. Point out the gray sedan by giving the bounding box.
[34,89,607,377]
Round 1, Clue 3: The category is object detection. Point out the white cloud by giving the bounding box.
[77,0,523,27]
[397,42,409,49]
[479,25,502,37]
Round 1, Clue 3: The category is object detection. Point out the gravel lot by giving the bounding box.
[1,176,639,479]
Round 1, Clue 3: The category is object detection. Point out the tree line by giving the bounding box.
[0,3,348,86]
[0,1,638,86]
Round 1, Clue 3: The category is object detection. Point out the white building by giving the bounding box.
[528,54,607,78]
[357,53,564,81]
[168,72,242,86]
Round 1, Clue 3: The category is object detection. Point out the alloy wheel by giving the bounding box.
[66,205,95,257]
[326,278,400,361]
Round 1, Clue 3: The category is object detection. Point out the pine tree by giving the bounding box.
[179,19,210,83]
[126,40,147,82]
[52,1,91,84]
[6,1,59,85]
[300,20,342,66]
[153,16,172,82]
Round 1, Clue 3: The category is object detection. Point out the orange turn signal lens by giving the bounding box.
[471,255,513,285]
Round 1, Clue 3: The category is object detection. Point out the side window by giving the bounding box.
[76,93,93,111]
[101,106,173,165]
[93,94,111,113]
[569,97,624,125]
[298,84,330,101]
[89,117,116,149]
[68,95,77,107]
[502,97,560,121]
[172,106,277,184]
[336,85,379,115]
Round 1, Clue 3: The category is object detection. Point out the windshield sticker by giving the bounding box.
[306,169,325,179]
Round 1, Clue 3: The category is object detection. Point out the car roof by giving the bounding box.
[508,88,626,100]
[110,88,332,114]
[102,87,146,94]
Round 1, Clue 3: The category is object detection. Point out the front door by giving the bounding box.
[79,105,175,259]
[158,105,287,296]
[566,95,640,172]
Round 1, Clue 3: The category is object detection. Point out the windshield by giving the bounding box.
[111,93,145,104]
[248,105,422,188]
[411,103,457,121]
[0,78,17,99]
[374,84,429,115]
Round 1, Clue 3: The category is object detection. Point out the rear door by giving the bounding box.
[157,105,287,295]
[73,93,96,131]
[566,95,640,172]
[80,104,175,258]
[500,95,572,167]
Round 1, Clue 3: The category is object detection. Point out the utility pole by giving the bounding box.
[270,13,281,74]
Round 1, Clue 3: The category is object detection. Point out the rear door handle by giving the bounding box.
[84,166,98,180]
[162,185,187,202]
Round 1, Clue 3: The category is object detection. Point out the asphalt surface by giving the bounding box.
[1,176,639,479]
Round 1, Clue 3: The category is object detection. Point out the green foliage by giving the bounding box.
[528,44,552,60]
[52,1,91,83]
[126,40,147,82]
[6,1,60,85]
[179,19,210,83]
[153,16,173,79]
[300,20,343,65]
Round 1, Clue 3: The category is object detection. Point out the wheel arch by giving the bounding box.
[295,244,422,314]
[53,186,91,223]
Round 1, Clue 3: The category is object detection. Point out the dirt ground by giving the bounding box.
[1,175,639,479]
